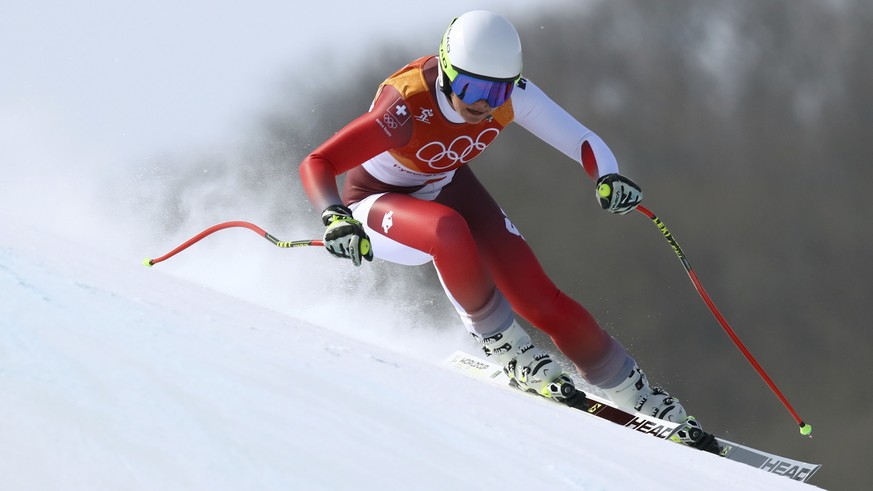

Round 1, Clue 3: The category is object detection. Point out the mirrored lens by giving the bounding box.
[450,73,514,107]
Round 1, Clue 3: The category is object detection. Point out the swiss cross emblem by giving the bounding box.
[375,97,412,135]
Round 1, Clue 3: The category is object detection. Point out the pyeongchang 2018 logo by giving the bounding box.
[415,128,500,170]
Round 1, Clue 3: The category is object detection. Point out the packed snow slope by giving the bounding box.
[0,216,819,491]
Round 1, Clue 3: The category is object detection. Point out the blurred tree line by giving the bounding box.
[141,1,870,488]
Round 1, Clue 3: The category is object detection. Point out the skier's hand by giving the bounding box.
[321,205,373,267]
[595,174,643,215]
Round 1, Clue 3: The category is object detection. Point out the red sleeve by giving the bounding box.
[298,85,413,213]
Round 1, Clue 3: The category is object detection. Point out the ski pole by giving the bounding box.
[634,204,812,437]
[144,221,322,267]
[580,159,810,436]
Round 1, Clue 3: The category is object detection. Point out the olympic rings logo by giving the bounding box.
[382,114,398,129]
[415,128,500,170]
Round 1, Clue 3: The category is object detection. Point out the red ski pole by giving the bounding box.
[144,221,322,267]
[633,205,812,437]
[581,159,810,436]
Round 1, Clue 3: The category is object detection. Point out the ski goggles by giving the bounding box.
[448,71,518,108]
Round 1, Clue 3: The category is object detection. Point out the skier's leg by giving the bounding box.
[434,167,628,382]
[435,167,692,423]
[352,192,497,312]
[353,191,571,397]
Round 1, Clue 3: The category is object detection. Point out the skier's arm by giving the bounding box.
[511,79,618,178]
[299,85,413,212]
[298,85,413,266]
[511,79,641,214]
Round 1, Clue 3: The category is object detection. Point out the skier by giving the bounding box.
[299,10,704,444]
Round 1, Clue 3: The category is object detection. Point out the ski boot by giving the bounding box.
[602,365,720,453]
[476,321,587,408]
[601,365,688,422]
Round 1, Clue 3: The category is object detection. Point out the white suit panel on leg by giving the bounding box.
[350,193,433,266]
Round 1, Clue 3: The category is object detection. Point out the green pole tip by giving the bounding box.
[143,258,154,267]
[800,423,812,436]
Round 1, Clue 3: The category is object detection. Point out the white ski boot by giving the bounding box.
[602,365,720,452]
[601,364,688,422]
[476,321,578,402]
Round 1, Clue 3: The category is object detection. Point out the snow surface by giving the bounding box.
[0,216,820,491]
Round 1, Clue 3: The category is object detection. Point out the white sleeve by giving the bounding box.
[510,78,619,177]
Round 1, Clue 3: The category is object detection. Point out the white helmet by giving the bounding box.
[438,11,523,106]
[438,10,521,107]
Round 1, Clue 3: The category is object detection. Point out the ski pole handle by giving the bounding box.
[144,221,322,267]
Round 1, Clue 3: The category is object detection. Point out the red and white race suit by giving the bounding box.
[299,56,631,386]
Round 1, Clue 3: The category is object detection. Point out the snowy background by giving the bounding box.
[2,1,864,489]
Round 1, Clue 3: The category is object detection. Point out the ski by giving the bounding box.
[445,350,821,484]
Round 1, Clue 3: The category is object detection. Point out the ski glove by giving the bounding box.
[596,174,643,215]
[321,205,373,267]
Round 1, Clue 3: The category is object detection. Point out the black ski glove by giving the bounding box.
[596,174,643,215]
[321,205,373,267]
